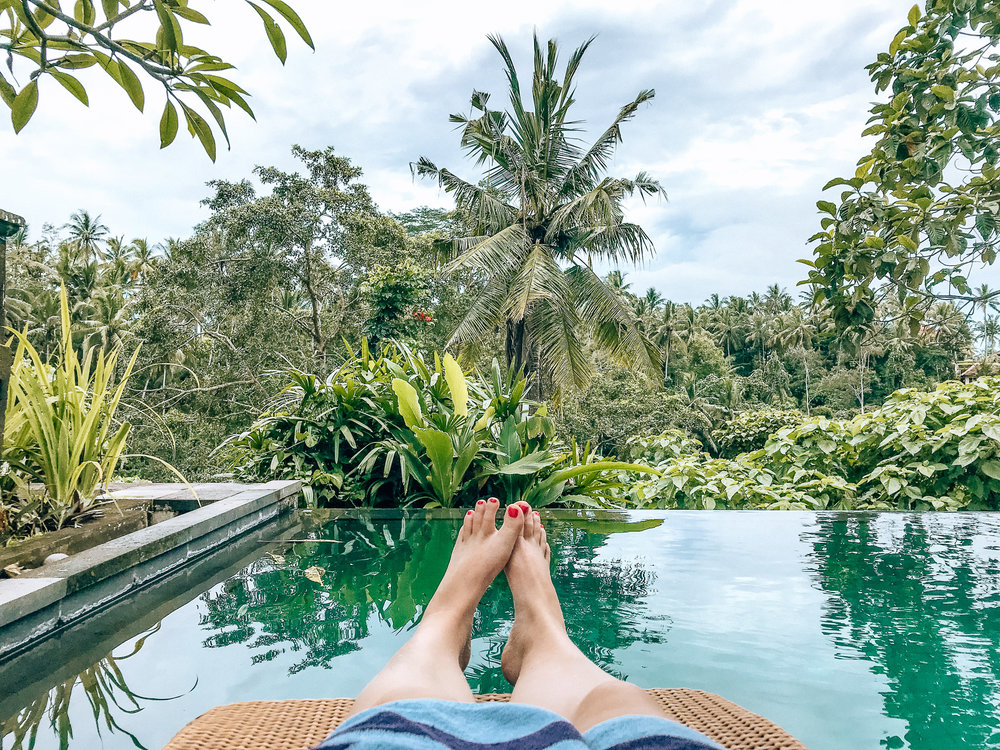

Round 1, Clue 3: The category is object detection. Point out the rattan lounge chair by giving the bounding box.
[162,690,807,749]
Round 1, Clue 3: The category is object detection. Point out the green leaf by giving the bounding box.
[256,0,314,48]
[12,80,38,134]
[74,0,95,25]
[180,103,216,161]
[391,378,423,429]
[50,71,88,105]
[115,61,144,111]
[173,5,210,23]
[982,461,1000,481]
[931,84,955,102]
[816,200,838,216]
[907,4,920,27]
[442,354,468,416]
[249,3,287,63]
[159,100,178,148]
[152,0,179,52]
[101,0,118,19]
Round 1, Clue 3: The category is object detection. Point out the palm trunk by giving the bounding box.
[802,345,810,416]
[506,319,526,375]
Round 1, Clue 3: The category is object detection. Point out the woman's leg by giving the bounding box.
[351,498,525,715]
[502,509,665,733]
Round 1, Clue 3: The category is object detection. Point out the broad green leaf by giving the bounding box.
[152,0,178,52]
[442,353,468,416]
[907,4,920,27]
[12,80,38,133]
[249,3,287,63]
[173,5,210,23]
[256,0,314,48]
[74,0,95,25]
[982,461,1000,481]
[391,378,423,429]
[115,60,144,111]
[931,84,955,102]
[159,100,178,147]
[50,71,88,105]
[180,103,216,161]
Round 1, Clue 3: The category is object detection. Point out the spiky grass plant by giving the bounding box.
[3,286,137,532]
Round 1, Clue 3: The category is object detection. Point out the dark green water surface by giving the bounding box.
[2,511,999,750]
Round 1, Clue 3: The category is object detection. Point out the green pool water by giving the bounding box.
[2,510,999,750]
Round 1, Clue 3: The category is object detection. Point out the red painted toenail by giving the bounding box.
[534,511,540,516]
[507,506,520,518]
[518,501,530,509]
[467,510,473,515]
[488,497,499,504]
[477,499,485,506]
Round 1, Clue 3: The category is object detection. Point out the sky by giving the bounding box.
[1,0,917,305]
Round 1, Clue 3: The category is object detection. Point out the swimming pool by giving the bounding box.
[2,510,998,750]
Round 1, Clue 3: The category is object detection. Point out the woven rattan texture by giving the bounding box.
[162,690,807,750]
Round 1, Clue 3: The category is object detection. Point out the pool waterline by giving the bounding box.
[1,509,999,750]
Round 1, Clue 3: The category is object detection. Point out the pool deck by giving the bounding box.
[0,480,300,660]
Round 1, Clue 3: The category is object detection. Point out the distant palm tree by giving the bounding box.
[130,238,157,282]
[651,301,679,381]
[643,287,665,310]
[65,210,109,263]
[973,283,999,353]
[414,34,665,391]
[773,309,817,415]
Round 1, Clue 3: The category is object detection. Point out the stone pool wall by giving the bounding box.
[0,480,300,660]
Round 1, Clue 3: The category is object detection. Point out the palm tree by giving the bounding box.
[973,284,999,353]
[414,34,665,391]
[64,210,109,262]
[129,238,157,283]
[774,309,817,415]
[651,301,678,381]
[643,287,665,310]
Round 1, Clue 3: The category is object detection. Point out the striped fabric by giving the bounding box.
[312,699,724,750]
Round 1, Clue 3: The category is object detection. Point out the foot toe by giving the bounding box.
[471,498,488,533]
[479,496,500,534]
[499,504,526,541]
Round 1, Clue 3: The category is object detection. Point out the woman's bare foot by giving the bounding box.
[500,506,575,684]
[350,498,525,713]
[421,498,526,643]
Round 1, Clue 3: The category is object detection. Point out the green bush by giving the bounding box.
[225,340,655,508]
[627,378,1000,512]
[2,288,137,541]
[713,409,804,458]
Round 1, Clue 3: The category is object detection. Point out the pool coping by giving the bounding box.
[0,480,300,659]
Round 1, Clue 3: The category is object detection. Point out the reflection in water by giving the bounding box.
[0,624,192,750]
[197,513,662,689]
[805,514,1000,750]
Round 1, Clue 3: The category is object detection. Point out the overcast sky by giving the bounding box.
[2,0,915,304]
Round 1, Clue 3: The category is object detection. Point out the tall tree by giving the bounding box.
[414,34,665,392]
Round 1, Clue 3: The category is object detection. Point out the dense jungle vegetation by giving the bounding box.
[7,1,1000,542]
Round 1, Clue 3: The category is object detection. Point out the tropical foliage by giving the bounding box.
[625,378,1000,512]
[2,0,312,159]
[225,340,654,508]
[805,0,1000,333]
[414,34,664,393]
[2,287,137,540]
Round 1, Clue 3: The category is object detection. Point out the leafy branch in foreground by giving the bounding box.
[804,1,1000,334]
[1,0,313,159]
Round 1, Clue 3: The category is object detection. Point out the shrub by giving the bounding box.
[629,378,1000,512]
[2,288,137,540]
[225,340,655,508]
[713,409,804,458]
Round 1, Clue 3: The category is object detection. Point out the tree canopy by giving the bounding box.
[414,33,665,394]
[1,0,312,159]
[805,0,1000,335]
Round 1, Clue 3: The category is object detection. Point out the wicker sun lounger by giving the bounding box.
[162,690,807,750]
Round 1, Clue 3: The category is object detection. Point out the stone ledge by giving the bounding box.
[0,480,300,655]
